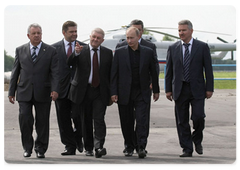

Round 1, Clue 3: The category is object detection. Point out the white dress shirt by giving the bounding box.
[30,42,42,56]
[63,39,74,55]
[181,38,193,60]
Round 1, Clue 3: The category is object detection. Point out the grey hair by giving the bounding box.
[178,20,193,30]
[91,28,105,38]
[27,23,42,34]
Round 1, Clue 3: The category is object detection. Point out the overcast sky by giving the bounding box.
[3,3,237,58]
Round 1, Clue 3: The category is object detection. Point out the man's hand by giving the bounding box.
[206,91,213,99]
[75,42,83,54]
[111,95,118,103]
[153,93,159,102]
[8,96,15,104]
[166,92,173,101]
[51,91,59,101]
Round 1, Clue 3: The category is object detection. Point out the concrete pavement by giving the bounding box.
[4,88,236,164]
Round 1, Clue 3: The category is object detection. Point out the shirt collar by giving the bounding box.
[30,41,42,49]
[64,39,74,47]
[138,38,142,43]
[181,37,193,45]
[89,44,100,51]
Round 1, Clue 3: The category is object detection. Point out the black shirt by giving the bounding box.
[128,45,140,88]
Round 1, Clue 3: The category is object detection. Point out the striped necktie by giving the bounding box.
[183,43,190,82]
[32,46,37,62]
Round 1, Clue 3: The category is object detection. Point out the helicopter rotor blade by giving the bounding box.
[145,27,231,36]
[145,29,180,39]
[217,37,228,43]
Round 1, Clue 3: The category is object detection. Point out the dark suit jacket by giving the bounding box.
[8,42,59,102]
[165,39,214,100]
[116,38,159,73]
[51,40,86,99]
[67,45,113,105]
[111,45,160,105]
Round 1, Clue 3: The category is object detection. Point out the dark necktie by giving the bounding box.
[67,42,72,57]
[92,48,100,87]
[183,43,190,82]
[32,46,37,62]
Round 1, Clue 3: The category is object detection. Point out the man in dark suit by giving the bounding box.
[111,27,160,158]
[67,28,113,158]
[116,19,159,154]
[116,19,159,74]
[165,20,214,157]
[52,21,86,156]
[8,23,59,158]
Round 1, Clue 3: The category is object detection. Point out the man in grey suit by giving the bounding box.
[52,21,86,156]
[67,28,113,158]
[165,20,214,157]
[111,27,159,158]
[8,23,59,158]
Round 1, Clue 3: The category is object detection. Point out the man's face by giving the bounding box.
[27,27,42,45]
[90,31,104,48]
[132,24,143,37]
[63,26,78,42]
[178,24,193,43]
[126,29,140,50]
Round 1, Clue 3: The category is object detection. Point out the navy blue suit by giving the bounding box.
[165,39,214,153]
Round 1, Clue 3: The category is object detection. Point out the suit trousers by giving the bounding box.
[174,82,205,153]
[18,99,51,154]
[82,85,107,150]
[118,88,150,151]
[71,102,84,151]
[55,97,78,151]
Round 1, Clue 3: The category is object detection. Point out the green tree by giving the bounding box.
[162,35,175,41]
[4,50,14,72]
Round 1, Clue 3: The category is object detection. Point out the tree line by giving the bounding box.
[4,50,14,72]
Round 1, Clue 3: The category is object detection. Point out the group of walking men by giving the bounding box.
[8,19,214,159]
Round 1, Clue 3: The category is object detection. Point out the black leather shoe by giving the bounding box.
[23,151,31,158]
[61,150,76,156]
[95,148,107,158]
[124,150,133,157]
[77,145,83,153]
[138,149,146,158]
[36,152,45,158]
[179,152,192,157]
[195,144,203,155]
[85,150,94,156]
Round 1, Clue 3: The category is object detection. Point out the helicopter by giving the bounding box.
[100,26,236,65]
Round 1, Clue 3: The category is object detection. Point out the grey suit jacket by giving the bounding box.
[67,44,113,105]
[165,39,214,100]
[52,40,86,99]
[8,42,59,102]
[111,45,160,105]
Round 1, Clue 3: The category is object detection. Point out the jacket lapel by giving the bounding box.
[125,46,131,72]
[176,41,183,65]
[139,45,145,73]
[190,39,198,64]
[34,42,46,64]
[26,43,32,63]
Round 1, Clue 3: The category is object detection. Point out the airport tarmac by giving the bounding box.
[4,88,236,165]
